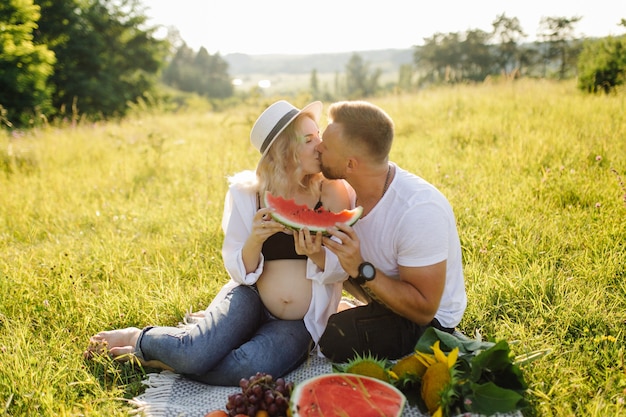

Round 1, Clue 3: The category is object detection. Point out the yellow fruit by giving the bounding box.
[204,410,228,417]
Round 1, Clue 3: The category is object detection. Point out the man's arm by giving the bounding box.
[360,261,446,325]
[323,223,446,325]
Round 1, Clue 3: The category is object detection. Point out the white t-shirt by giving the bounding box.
[350,163,467,328]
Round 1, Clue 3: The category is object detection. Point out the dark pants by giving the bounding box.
[318,301,454,363]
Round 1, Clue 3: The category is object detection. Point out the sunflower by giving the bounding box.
[416,341,459,416]
[389,351,428,384]
[334,352,391,382]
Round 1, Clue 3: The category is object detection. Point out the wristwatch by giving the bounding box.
[351,262,376,286]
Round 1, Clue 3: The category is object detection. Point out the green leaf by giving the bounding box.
[470,340,528,391]
[464,381,525,415]
[415,327,495,355]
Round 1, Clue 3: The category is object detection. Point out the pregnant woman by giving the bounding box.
[84,100,351,385]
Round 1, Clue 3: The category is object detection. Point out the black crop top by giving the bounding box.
[262,232,306,261]
[258,190,323,261]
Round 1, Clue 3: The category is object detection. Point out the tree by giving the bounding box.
[0,0,55,126]
[33,0,167,120]
[461,29,494,81]
[416,30,493,83]
[492,14,527,75]
[163,42,196,91]
[416,32,463,83]
[310,69,319,98]
[578,35,626,93]
[344,53,380,98]
[538,16,582,79]
[162,44,233,99]
[397,64,413,92]
[517,44,543,77]
[193,47,233,98]
[203,51,233,99]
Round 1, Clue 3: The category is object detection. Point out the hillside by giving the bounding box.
[222,49,414,94]
[224,48,414,74]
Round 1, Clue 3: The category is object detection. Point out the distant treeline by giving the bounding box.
[1,1,625,128]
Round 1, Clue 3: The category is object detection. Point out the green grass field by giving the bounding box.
[1,79,625,416]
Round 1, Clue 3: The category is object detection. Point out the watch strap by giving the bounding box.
[351,262,375,286]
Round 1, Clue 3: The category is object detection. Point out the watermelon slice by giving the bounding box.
[264,191,363,234]
[290,373,406,417]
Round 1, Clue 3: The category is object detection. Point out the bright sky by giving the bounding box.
[142,0,626,55]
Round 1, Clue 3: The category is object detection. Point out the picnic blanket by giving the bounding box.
[129,354,523,417]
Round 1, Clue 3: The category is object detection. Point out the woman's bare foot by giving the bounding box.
[84,327,141,359]
[84,327,174,371]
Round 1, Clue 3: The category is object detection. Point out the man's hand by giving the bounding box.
[322,223,363,278]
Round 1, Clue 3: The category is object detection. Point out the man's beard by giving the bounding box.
[320,159,344,180]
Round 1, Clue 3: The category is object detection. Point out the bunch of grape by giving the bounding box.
[225,372,294,417]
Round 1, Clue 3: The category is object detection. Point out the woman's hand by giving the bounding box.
[242,208,286,274]
[251,208,285,243]
[294,228,325,269]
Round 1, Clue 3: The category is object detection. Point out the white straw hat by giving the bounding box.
[250,100,322,157]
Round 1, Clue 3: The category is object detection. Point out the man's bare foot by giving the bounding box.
[181,310,206,326]
[188,311,206,319]
[187,311,206,321]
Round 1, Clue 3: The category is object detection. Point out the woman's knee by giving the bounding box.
[226,285,263,311]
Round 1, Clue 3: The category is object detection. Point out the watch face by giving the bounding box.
[362,263,376,280]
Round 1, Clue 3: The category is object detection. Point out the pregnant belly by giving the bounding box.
[256,259,312,320]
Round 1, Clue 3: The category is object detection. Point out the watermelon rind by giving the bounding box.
[290,373,406,417]
[264,191,363,234]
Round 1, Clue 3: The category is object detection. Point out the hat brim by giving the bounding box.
[259,101,323,159]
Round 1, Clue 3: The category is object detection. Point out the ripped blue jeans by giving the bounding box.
[134,285,313,386]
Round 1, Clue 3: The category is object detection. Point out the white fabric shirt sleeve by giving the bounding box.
[306,245,348,284]
[221,185,264,285]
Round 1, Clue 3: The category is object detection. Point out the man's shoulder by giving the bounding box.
[388,168,454,221]
[393,167,441,199]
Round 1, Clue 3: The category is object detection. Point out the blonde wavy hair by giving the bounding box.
[256,113,322,199]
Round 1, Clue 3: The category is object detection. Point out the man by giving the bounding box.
[317,100,467,362]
